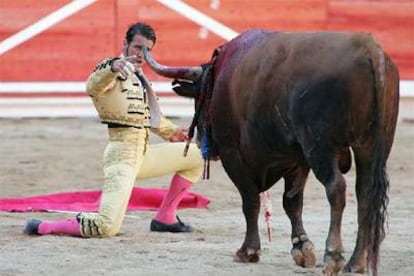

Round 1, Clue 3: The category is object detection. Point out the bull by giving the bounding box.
[143,30,399,275]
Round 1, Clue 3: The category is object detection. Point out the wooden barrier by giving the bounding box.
[0,0,412,117]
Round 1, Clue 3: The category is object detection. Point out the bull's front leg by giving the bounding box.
[220,151,262,263]
[235,189,261,262]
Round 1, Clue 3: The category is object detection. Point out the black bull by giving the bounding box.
[144,30,399,275]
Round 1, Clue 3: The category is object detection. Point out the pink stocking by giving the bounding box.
[154,174,192,224]
[38,217,81,236]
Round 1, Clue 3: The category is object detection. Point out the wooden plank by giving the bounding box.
[0,0,116,81]
[185,0,327,31]
[0,0,69,40]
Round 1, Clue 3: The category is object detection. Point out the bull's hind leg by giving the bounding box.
[283,166,317,267]
[220,150,262,263]
[342,147,373,274]
[310,153,347,276]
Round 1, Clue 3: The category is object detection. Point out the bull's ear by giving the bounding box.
[171,79,197,98]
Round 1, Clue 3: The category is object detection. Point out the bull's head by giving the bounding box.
[143,46,219,167]
[142,46,206,98]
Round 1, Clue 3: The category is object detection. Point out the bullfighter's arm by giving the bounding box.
[150,116,188,142]
[86,58,119,97]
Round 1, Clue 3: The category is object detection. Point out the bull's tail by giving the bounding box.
[365,39,393,276]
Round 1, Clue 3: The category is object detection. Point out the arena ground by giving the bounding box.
[0,112,413,275]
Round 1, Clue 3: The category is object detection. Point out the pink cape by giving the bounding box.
[0,187,210,212]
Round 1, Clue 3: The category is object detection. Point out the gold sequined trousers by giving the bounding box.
[78,127,203,237]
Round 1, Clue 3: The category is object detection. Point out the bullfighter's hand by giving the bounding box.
[169,127,189,142]
[111,56,139,79]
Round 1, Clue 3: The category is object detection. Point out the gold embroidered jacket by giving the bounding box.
[86,57,178,140]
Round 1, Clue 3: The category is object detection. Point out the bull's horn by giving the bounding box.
[143,46,202,81]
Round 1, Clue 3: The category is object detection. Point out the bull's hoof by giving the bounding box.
[323,251,346,276]
[343,262,366,274]
[234,248,261,263]
[291,236,316,267]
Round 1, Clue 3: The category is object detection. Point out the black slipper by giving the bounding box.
[23,218,42,235]
[150,216,193,233]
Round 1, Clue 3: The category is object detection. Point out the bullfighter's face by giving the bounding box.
[123,34,154,69]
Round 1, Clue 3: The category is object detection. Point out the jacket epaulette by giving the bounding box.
[93,58,120,72]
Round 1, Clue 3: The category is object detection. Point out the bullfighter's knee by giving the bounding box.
[177,143,203,183]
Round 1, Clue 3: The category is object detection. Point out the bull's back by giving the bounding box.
[236,32,390,147]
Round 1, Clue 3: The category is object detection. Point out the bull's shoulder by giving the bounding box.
[218,30,275,64]
[226,29,274,49]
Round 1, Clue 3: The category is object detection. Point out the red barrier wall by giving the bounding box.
[0,0,413,82]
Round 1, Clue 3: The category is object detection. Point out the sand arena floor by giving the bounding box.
[0,117,413,276]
